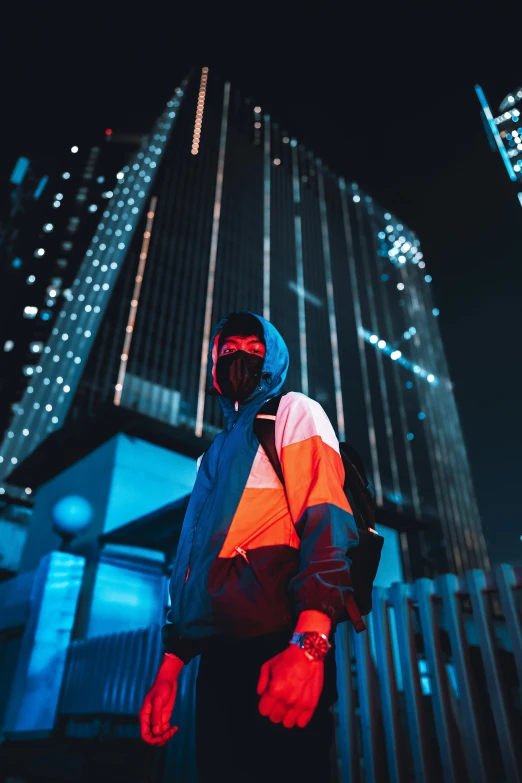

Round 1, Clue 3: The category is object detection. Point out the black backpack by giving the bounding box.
[254,394,384,634]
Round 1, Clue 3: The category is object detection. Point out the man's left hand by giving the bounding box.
[257,644,324,728]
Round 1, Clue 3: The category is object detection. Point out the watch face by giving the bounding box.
[302,632,330,661]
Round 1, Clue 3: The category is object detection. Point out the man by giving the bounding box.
[140,311,359,782]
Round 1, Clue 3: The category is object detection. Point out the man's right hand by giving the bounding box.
[139,654,183,745]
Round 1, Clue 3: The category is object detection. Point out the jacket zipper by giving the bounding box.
[178,415,237,600]
[235,545,249,563]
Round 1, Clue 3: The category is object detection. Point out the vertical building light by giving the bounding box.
[263,115,271,321]
[196,82,231,437]
[191,67,209,155]
[317,167,345,440]
[114,196,158,406]
[291,145,309,396]
[339,179,383,504]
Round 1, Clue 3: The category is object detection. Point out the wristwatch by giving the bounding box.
[289,631,331,662]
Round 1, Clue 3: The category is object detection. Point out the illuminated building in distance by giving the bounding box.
[0,69,489,581]
[0,132,141,445]
[475,83,522,208]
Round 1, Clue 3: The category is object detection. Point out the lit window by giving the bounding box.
[407,433,415,441]
[52,416,59,424]
[43,223,54,232]
[62,172,71,179]
[23,429,29,436]
[353,195,360,202]
[24,306,38,318]
[427,374,435,383]
[425,275,432,282]
[74,356,81,364]
[377,340,386,349]
[398,256,406,264]
[254,106,261,113]
[397,283,405,290]
[63,385,70,392]
[391,350,402,360]
[3,340,14,352]
[432,308,440,316]
[88,204,98,213]
[53,201,61,208]
[117,172,124,180]
[30,342,43,353]
[71,146,79,153]
[35,248,45,257]
[45,404,52,412]
[25,488,32,495]
[418,412,426,420]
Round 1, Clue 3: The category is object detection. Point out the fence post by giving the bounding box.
[436,573,488,782]
[494,564,522,689]
[2,551,84,736]
[467,569,521,783]
[415,578,461,782]
[335,622,360,783]
[372,586,404,783]
[390,581,433,783]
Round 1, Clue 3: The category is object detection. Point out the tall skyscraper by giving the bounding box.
[0,68,490,580]
[475,83,522,207]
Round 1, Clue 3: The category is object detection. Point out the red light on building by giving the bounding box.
[105,128,113,136]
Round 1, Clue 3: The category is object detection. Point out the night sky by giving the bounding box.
[2,3,521,568]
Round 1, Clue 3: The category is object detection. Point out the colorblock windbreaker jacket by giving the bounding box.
[162,312,359,662]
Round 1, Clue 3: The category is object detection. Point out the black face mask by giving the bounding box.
[215,350,264,402]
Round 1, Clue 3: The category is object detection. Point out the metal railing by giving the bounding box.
[335,565,522,783]
[2,558,521,782]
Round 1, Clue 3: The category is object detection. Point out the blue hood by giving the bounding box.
[207,310,289,428]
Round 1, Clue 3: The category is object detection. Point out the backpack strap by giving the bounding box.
[253,394,285,487]
[344,592,367,633]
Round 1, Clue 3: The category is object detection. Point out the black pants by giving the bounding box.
[196,630,337,783]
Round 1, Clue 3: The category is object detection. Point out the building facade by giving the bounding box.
[475,83,522,207]
[0,68,489,580]
[0,132,141,442]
